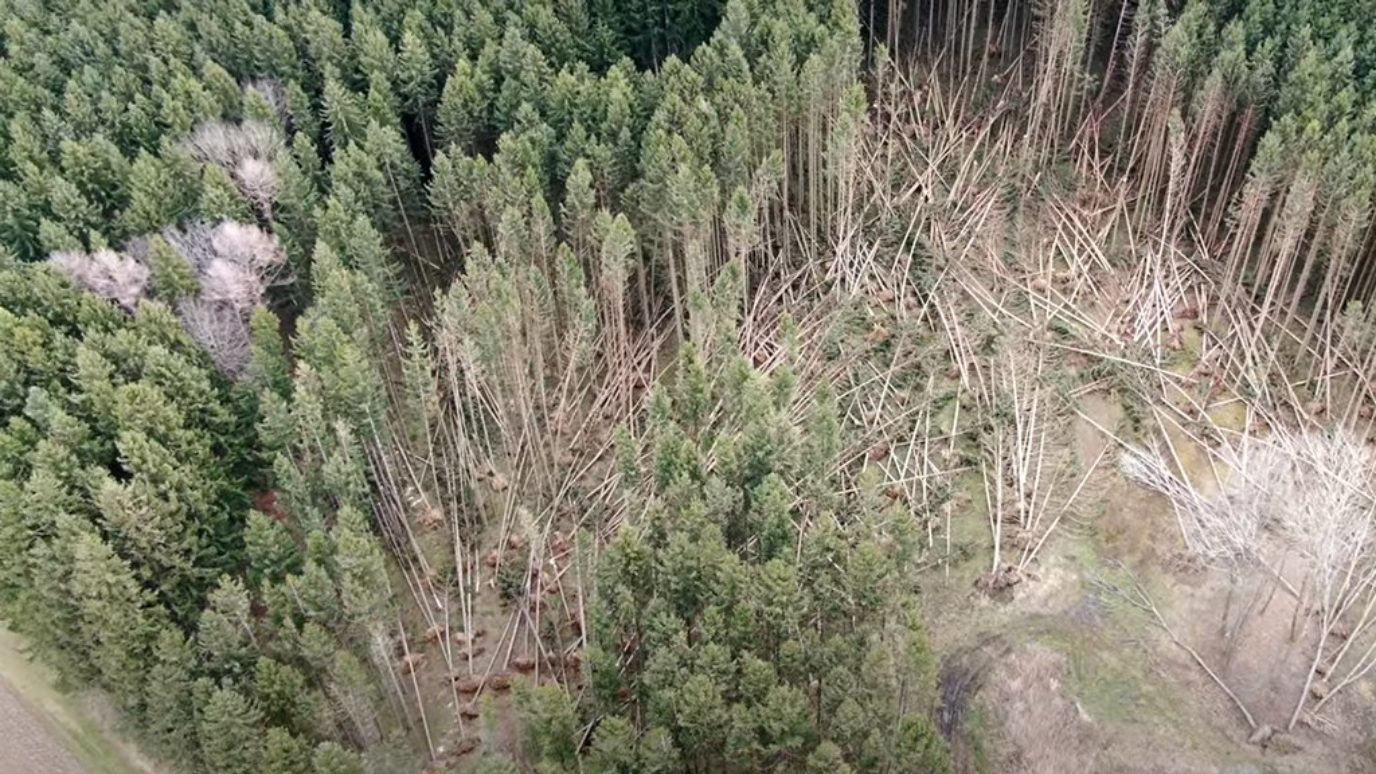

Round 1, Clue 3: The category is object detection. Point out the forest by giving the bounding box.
[3,0,1376,771]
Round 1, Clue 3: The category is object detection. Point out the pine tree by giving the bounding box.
[263,727,311,774]
[198,574,258,678]
[143,627,200,768]
[69,532,155,711]
[198,683,266,774]
[245,509,301,589]
[311,741,366,774]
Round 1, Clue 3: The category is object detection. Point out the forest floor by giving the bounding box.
[922,387,1376,773]
[0,629,154,774]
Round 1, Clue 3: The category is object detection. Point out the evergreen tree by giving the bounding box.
[123,150,199,235]
[397,24,438,142]
[437,57,489,151]
[516,683,580,770]
[69,532,155,711]
[142,627,200,768]
[198,574,258,678]
[198,683,266,774]
[144,234,199,302]
[333,505,392,635]
[312,741,366,774]
[263,727,312,774]
[255,656,316,735]
[245,509,300,590]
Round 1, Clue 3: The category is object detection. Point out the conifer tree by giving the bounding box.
[198,574,258,678]
[142,627,197,756]
[245,510,302,589]
[263,728,312,774]
[397,24,438,154]
[333,505,393,637]
[69,532,156,711]
[198,683,266,774]
[145,234,200,303]
[323,74,367,151]
[311,741,366,774]
[255,656,316,735]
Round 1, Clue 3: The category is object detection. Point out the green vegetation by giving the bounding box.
[4,0,1376,770]
[524,344,946,771]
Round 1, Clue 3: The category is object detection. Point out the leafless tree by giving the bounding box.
[1123,425,1376,728]
[177,297,253,376]
[47,249,150,312]
[49,221,286,377]
[182,119,284,215]
[183,120,282,168]
[164,220,286,302]
[1119,438,1269,566]
[234,157,278,213]
[162,220,287,375]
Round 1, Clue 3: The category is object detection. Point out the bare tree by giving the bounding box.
[182,120,284,215]
[49,221,285,377]
[177,298,253,376]
[163,221,287,375]
[48,249,150,312]
[1123,425,1376,728]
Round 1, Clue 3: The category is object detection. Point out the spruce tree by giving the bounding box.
[263,728,312,774]
[311,741,366,774]
[245,509,302,589]
[255,656,316,735]
[333,505,393,635]
[198,574,258,678]
[142,627,200,768]
[198,683,266,774]
[69,532,155,711]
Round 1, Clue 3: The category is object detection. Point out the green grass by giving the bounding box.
[1037,624,1159,725]
[0,628,150,774]
[959,703,993,774]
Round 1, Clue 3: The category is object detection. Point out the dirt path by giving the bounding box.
[0,629,149,774]
[0,675,87,774]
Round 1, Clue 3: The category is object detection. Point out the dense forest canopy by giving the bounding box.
[4,0,1376,771]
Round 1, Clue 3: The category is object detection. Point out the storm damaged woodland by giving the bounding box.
[4,0,1376,772]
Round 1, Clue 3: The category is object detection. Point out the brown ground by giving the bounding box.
[926,392,1376,774]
